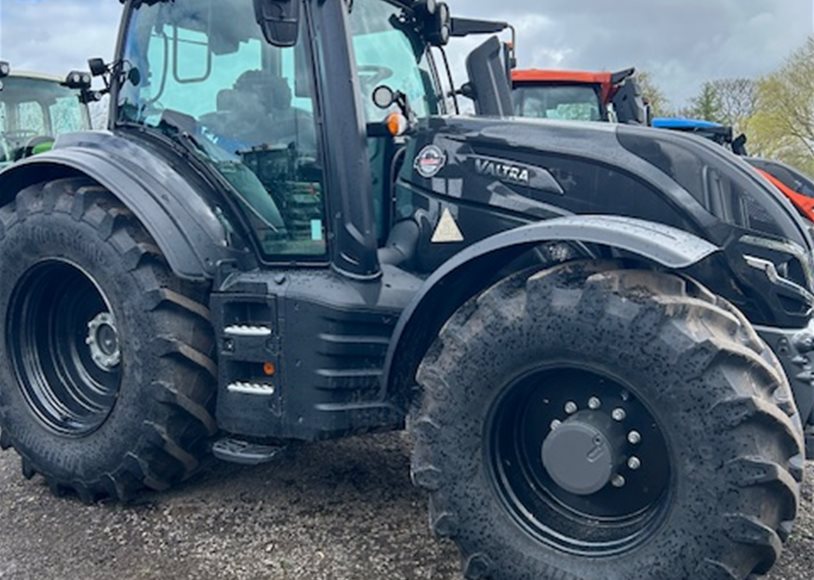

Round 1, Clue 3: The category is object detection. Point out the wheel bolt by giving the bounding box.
[612,408,627,422]
[550,420,561,431]
[564,401,578,415]
[588,397,601,410]
[627,431,641,445]
[611,475,626,488]
[628,456,641,470]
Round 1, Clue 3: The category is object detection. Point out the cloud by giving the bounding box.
[0,0,810,109]
[446,0,813,106]
[0,0,120,76]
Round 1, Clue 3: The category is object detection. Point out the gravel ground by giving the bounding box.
[0,433,812,580]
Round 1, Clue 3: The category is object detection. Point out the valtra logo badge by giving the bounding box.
[414,145,447,178]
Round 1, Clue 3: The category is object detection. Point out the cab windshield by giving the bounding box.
[513,84,604,122]
[0,76,90,166]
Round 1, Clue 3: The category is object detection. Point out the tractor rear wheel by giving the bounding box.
[0,178,216,502]
[410,261,803,580]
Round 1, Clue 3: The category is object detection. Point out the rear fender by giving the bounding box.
[0,131,254,281]
[381,215,720,408]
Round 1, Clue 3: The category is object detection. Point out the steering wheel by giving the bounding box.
[2,130,39,142]
[20,135,56,159]
[357,65,394,91]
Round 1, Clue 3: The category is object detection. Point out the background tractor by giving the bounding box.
[0,63,93,169]
[749,157,814,222]
[651,116,748,155]
[0,1,808,579]
[511,66,649,124]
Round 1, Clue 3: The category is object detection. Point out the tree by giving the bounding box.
[710,78,758,133]
[749,37,814,175]
[681,82,723,123]
[634,71,670,117]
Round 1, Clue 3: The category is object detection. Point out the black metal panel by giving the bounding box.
[756,324,814,430]
[309,0,380,279]
[213,266,420,440]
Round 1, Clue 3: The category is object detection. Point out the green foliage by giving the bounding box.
[635,71,670,117]
[684,82,724,123]
[748,37,814,175]
[674,37,814,176]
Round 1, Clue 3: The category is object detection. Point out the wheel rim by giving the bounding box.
[8,260,123,437]
[486,366,672,556]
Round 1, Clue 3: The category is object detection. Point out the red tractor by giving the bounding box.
[511,67,649,124]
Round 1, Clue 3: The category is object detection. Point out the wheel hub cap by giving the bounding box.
[542,418,615,495]
[86,312,121,371]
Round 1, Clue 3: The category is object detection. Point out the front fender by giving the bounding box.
[381,215,720,407]
[0,131,253,281]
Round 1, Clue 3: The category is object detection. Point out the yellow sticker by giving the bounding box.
[431,208,464,244]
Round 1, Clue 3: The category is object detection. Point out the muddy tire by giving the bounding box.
[0,178,216,502]
[410,261,803,580]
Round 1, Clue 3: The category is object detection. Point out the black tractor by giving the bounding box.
[0,1,808,579]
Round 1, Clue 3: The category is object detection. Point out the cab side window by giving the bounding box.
[120,0,325,260]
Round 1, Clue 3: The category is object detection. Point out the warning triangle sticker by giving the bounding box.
[431,208,464,244]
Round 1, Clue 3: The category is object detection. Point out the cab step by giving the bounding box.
[212,437,287,465]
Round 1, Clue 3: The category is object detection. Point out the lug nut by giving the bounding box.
[565,401,578,415]
[628,456,641,470]
[611,475,626,488]
[627,431,641,445]
[612,408,627,422]
[588,397,601,410]
[550,420,562,431]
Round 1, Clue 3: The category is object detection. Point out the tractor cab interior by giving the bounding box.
[0,75,90,167]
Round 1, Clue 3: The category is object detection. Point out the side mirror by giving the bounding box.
[63,71,92,90]
[612,79,648,125]
[373,85,396,110]
[732,133,749,157]
[464,36,513,117]
[0,61,10,79]
[254,0,300,48]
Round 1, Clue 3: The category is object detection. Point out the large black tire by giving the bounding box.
[0,178,217,502]
[410,261,804,580]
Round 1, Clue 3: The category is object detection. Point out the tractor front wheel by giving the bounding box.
[410,261,803,580]
[0,178,217,502]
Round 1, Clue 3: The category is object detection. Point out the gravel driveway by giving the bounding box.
[0,433,811,579]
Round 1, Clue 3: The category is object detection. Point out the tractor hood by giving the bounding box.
[394,115,814,328]
[397,115,813,254]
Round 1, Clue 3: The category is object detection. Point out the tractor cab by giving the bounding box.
[512,67,648,124]
[0,63,93,169]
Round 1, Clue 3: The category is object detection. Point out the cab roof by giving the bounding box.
[6,71,63,84]
[512,69,613,86]
[651,117,723,130]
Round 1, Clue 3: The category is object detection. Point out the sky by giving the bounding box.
[0,0,811,108]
